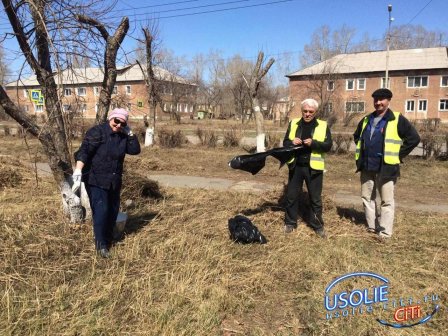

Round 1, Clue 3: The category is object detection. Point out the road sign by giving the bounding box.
[29,89,43,103]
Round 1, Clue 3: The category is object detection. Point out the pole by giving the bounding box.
[385,4,393,88]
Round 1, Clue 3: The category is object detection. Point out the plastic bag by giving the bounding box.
[228,215,267,244]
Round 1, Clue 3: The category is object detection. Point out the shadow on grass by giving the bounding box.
[336,206,366,225]
[114,211,159,243]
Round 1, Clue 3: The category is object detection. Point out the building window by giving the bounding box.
[439,99,448,111]
[418,99,427,112]
[95,104,99,113]
[113,86,118,94]
[345,101,365,113]
[346,79,355,90]
[62,104,71,112]
[94,87,100,96]
[405,100,415,113]
[327,81,334,91]
[441,76,448,87]
[126,85,132,95]
[323,102,333,114]
[35,104,44,113]
[77,87,86,96]
[357,78,366,90]
[81,104,87,113]
[381,77,390,89]
[407,76,428,88]
[64,88,72,96]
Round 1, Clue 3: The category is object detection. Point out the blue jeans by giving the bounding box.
[86,184,120,250]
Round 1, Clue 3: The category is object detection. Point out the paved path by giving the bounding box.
[149,173,448,215]
[30,162,448,214]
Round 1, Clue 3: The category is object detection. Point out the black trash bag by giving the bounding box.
[228,146,304,175]
[228,215,267,244]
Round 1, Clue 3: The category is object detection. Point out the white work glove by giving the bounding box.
[122,126,134,137]
[72,168,82,193]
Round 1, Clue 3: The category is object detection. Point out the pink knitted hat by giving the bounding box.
[108,108,129,121]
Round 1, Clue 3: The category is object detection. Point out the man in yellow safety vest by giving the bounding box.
[354,88,420,239]
[283,98,333,238]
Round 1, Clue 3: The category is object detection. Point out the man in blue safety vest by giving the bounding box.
[354,88,420,239]
[283,98,333,238]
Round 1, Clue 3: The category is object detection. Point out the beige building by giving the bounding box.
[5,64,196,120]
[287,47,448,122]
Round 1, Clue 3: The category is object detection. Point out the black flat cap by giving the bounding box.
[372,88,393,99]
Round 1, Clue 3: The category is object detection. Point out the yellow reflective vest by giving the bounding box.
[355,111,402,165]
[287,118,327,170]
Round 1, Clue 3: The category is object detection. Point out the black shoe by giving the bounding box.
[284,225,296,233]
[98,248,111,258]
[316,229,327,239]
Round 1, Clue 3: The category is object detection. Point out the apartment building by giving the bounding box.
[287,47,448,122]
[5,64,196,119]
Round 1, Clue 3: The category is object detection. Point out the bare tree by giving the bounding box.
[301,25,357,67]
[387,24,447,50]
[243,51,274,153]
[75,14,129,124]
[0,0,129,222]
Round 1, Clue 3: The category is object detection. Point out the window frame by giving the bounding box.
[357,78,366,90]
[126,85,132,95]
[345,101,365,113]
[64,88,72,96]
[327,81,335,91]
[439,99,448,111]
[407,76,428,88]
[76,87,86,96]
[112,86,118,95]
[381,77,390,89]
[405,100,415,113]
[346,79,355,91]
[35,104,44,112]
[417,99,428,112]
[441,76,448,87]
[94,87,100,96]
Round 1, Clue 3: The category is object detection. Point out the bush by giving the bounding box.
[331,134,352,154]
[223,126,241,147]
[0,163,23,189]
[157,128,185,148]
[265,131,282,149]
[195,127,218,148]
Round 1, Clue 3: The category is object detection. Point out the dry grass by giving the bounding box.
[1,137,447,335]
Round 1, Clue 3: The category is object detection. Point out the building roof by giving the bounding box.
[5,63,191,87]
[288,47,448,77]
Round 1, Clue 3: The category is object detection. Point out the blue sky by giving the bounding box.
[1,0,447,84]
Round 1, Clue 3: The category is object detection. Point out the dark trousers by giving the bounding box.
[86,184,120,250]
[285,165,324,231]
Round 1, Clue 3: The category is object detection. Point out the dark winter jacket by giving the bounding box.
[75,122,141,190]
[353,109,420,178]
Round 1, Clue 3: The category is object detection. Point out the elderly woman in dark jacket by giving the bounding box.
[72,108,141,258]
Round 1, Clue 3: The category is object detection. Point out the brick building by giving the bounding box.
[5,64,196,120]
[287,47,448,122]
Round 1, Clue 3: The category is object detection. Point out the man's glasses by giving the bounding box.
[113,117,127,127]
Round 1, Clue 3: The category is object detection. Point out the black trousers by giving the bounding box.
[284,165,324,231]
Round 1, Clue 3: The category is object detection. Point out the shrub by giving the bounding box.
[223,126,241,147]
[157,128,185,148]
[195,127,218,148]
[0,163,23,189]
[265,131,282,149]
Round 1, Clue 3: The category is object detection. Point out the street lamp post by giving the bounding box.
[385,4,393,88]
